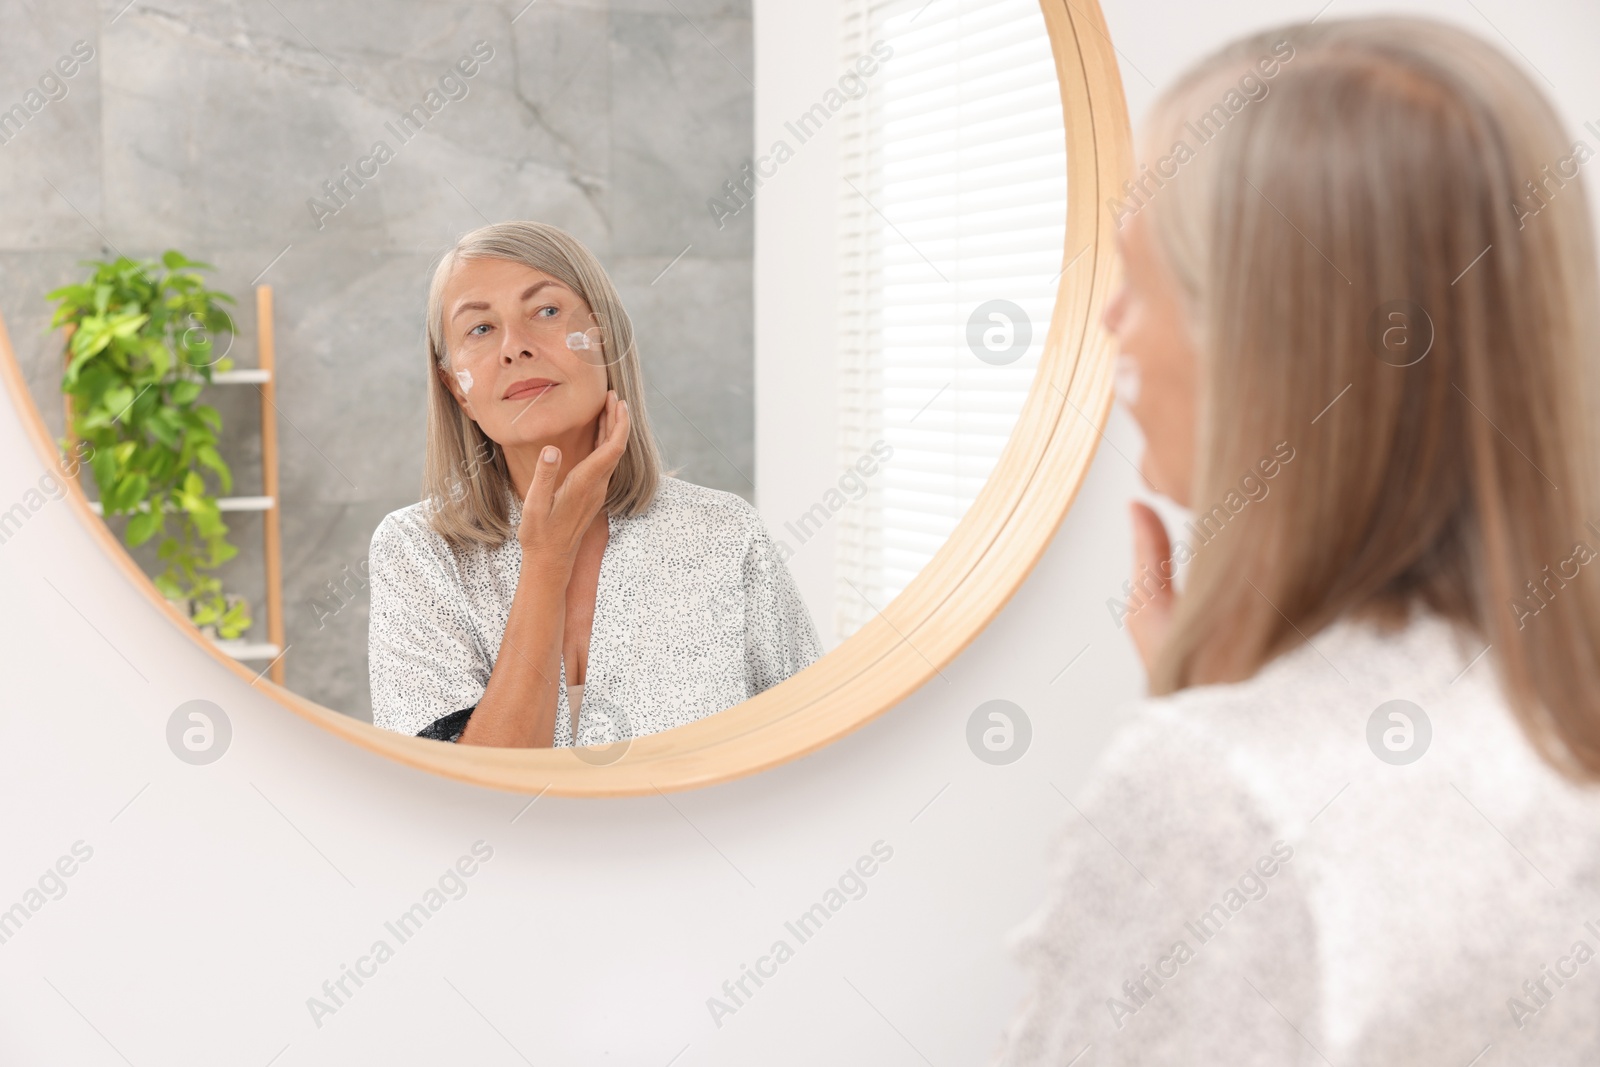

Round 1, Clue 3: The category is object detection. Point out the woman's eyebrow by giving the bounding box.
[451,280,565,321]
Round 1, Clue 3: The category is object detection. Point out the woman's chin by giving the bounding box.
[1138,459,1188,509]
[481,416,581,450]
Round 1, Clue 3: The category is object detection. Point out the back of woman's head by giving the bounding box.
[1140,17,1600,777]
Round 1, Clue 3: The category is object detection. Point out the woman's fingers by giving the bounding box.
[524,443,562,519]
[565,393,630,491]
[1127,500,1176,677]
[594,389,613,448]
[603,394,630,458]
[594,390,628,460]
[546,393,628,521]
[519,395,626,556]
[1130,500,1172,583]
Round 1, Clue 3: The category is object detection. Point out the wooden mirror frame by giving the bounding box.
[0,0,1132,796]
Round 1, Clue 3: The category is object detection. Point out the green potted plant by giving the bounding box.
[49,251,252,640]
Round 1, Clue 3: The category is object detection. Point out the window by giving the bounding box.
[835,0,1069,638]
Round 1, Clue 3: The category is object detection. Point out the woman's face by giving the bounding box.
[1101,207,1199,508]
[438,256,611,448]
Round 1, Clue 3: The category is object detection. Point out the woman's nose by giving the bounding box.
[1102,284,1127,337]
[499,325,539,362]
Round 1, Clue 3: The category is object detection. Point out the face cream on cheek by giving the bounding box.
[455,369,474,394]
[1113,354,1142,407]
[565,331,592,352]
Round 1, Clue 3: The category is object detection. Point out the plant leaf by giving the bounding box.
[169,379,202,406]
[108,311,149,338]
[126,508,163,546]
[195,444,232,494]
[218,599,252,640]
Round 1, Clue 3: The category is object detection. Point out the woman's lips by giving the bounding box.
[503,378,558,401]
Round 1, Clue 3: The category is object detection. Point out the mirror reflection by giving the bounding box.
[2,0,1068,750]
[370,226,821,745]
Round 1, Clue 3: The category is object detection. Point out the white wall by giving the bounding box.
[4,1,1597,1064]
[752,0,845,648]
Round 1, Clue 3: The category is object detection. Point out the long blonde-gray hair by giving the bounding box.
[1141,18,1600,777]
[422,221,663,549]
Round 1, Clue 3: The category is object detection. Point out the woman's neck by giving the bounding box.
[503,422,599,501]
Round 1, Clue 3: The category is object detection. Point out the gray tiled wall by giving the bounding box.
[0,0,754,718]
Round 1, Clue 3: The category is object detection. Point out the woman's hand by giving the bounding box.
[463,392,629,748]
[1128,500,1176,675]
[516,390,630,571]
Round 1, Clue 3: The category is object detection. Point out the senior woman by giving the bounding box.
[367,221,820,748]
[994,17,1600,1066]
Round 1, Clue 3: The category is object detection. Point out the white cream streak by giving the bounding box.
[1113,354,1141,407]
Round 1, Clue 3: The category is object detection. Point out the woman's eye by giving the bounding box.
[467,323,491,337]
[535,305,559,319]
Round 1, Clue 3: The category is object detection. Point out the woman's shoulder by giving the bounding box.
[1086,607,1592,840]
[373,498,436,539]
[632,475,762,534]
[370,498,456,564]
[652,474,758,513]
[1040,611,1558,936]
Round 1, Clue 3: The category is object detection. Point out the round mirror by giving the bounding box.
[0,0,1130,793]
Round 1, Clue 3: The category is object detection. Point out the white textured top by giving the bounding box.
[367,476,822,743]
[992,607,1600,1066]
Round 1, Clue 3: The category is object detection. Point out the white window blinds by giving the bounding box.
[835,0,1069,639]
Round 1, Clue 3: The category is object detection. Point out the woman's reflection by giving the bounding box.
[367,221,821,748]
